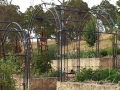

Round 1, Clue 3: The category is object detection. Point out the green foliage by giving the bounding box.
[0,56,19,90]
[41,69,58,77]
[67,50,95,59]
[97,80,103,84]
[92,0,117,24]
[100,49,108,57]
[75,68,120,84]
[92,69,110,81]
[31,44,57,77]
[78,47,120,58]
[82,50,95,58]
[117,0,120,7]
[36,52,52,74]
[100,48,120,57]
[48,45,57,60]
[106,69,120,83]
[67,53,75,59]
[116,14,120,31]
[83,17,97,47]
[31,51,52,77]
[100,0,117,22]
[75,68,93,82]
[107,48,112,55]
[117,48,120,54]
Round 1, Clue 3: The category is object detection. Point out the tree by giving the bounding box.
[0,4,24,56]
[116,0,120,40]
[91,0,117,33]
[117,0,120,7]
[83,17,97,47]
[22,6,34,30]
[92,0,117,22]
[62,0,89,30]
[0,4,23,32]
[23,0,90,38]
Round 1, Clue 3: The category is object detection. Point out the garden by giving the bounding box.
[1,0,120,90]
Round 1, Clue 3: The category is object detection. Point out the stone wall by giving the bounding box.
[57,81,120,90]
[51,58,120,73]
[29,77,58,90]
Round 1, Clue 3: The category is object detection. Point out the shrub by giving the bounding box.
[100,49,108,57]
[75,68,93,82]
[35,52,52,75]
[74,68,120,84]
[48,45,57,60]
[107,48,112,55]
[67,52,75,59]
[42,69,58,77]
[83,50,95,58]
[117,48,120,54]
[0,56,18,90]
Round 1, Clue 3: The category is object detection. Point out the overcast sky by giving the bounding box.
[8,0,118,12]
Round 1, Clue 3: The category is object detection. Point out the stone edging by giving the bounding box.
[56,81,120,90]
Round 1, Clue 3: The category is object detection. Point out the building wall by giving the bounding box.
[51,58,120,73]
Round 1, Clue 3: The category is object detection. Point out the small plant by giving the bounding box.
[83,50,95,58]
[42,69,58,77]
[48,45,57,60]
[100,49,108,57]
[67,52,75,59]
[97,80,103,84]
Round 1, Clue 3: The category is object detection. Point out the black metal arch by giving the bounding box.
[28,3,61,34]
[0,21,29,89]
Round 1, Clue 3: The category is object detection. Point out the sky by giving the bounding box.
[8,0,118,13]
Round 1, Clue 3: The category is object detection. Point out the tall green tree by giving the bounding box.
[22,6,34,29]
[83,17,97,47]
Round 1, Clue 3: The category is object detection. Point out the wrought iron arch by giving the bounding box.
[28,1,118,83]
[0,21,29,89]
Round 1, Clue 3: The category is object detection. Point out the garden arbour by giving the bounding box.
[29,1,118,81]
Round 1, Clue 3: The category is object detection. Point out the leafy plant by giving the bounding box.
[48,45,57,60]
[0,56,19,90]
[74,68,120,84]
[83,50,95,58]
[31,51,52,76]
[107,48,112,55]
[41,69,59,77]
[97,80,103,84]
[67,52,75,59]
[83,17,97,47]
[100,49,108,57]
[75,68,93,82]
